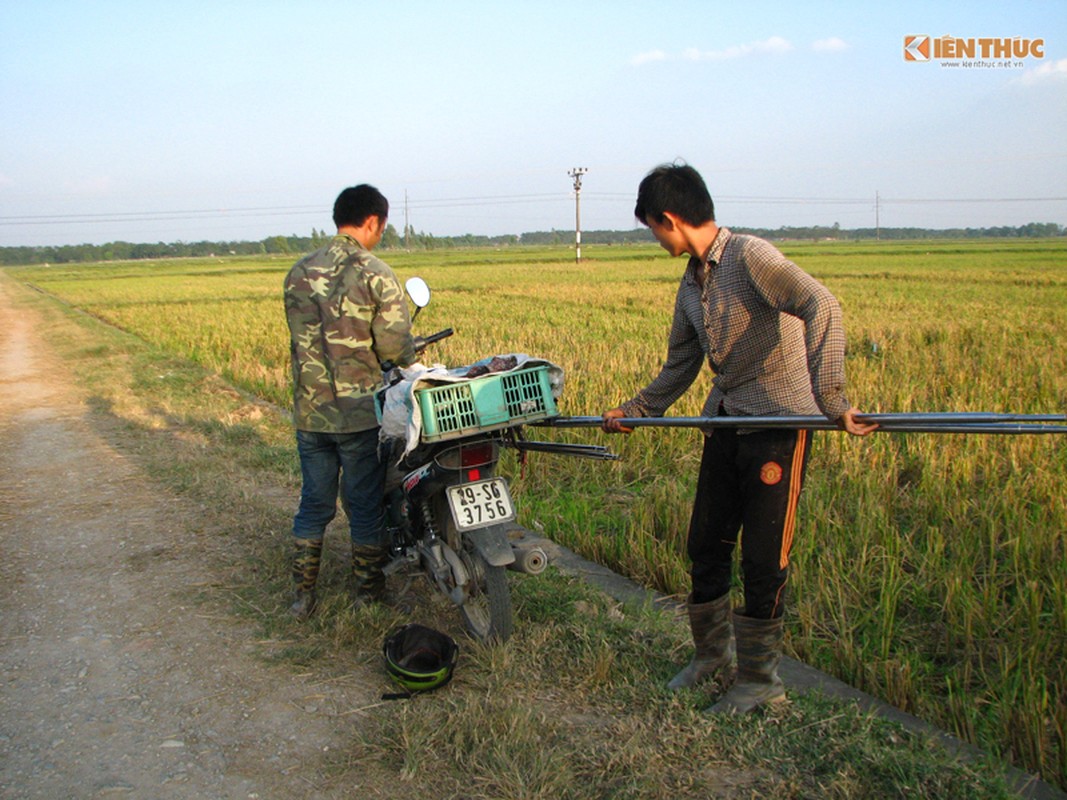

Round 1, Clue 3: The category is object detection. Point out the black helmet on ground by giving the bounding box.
[383,623,459,694]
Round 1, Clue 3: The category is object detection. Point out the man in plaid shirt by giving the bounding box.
[603,163,877,713]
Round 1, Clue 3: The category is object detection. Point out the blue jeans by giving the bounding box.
[292,428,386,546]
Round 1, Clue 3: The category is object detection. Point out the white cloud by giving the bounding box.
[812,37,849,53]
[1018,57,1067,85]
[630,49,667,66]
[631,36,792,65]
[688,36,793,61]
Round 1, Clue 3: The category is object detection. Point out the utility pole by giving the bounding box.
[568,167,588,263]
[404,190,410,250]
[875,191,881,241]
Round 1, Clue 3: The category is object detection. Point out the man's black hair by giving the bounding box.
[634,163,715,227]
[333,184,389,229]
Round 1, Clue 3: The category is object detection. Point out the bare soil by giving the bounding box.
[0,282,381,799]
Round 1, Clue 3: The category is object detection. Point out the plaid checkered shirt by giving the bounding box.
[621,227,851,424]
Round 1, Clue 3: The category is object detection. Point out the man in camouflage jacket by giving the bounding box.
[283,184,416,619]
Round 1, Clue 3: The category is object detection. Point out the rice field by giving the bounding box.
[7,237,1067,789]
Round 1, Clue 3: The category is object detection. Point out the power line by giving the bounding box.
[882,197,1067,204]
[1,193,1063,228]
[560,192,1067,205]
[0,195,573,226]
[0,207,325,226]
[404,192,567,208]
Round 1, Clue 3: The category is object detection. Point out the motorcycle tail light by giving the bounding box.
[435,439,497,470]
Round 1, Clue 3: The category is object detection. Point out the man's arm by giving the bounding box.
[369,270,417,369]
[603,284,704,431]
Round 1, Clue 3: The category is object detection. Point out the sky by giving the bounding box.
[1,0,1065,247]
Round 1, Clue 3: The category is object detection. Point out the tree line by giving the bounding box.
[1,222,1062,266]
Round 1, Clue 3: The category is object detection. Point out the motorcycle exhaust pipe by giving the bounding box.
[508,544,548,575]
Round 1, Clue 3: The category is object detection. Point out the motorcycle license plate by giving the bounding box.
[447,478,515,531]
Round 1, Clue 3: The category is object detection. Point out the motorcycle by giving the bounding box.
[374,278,615,642]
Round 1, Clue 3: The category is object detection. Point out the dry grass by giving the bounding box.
[5,239,1063,794]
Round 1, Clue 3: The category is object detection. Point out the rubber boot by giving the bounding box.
[289,538,323,620]
[350,543,389,605]
[668,593,735,691]
[706,612,786,714]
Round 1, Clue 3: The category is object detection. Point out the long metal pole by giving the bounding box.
[536,413,1067,434]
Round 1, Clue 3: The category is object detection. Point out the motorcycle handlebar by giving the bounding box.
[414,328,454,352]
[382,328,454,374]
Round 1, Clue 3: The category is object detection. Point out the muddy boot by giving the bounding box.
[668,593,735,691]
[706,612,786,714]
[289,538,323,620]
[350,543,388,605]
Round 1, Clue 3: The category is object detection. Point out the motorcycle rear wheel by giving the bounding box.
[436,496,513,642]
[457,545,513,642]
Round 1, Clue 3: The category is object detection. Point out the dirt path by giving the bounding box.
[0,282,376,798]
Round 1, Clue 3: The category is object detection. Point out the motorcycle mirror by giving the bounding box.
[406,277,431,309]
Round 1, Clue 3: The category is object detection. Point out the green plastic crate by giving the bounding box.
[417,365,558,442]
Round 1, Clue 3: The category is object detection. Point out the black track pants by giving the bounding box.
[687,427,813,619]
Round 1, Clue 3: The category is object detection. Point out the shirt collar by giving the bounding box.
[332,232,372,254]
[686,226,731,284]
[703,226,731,266]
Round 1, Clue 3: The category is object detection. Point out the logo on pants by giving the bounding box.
[760,461,783,485]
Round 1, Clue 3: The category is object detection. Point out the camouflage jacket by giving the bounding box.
[284,234,416,433]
